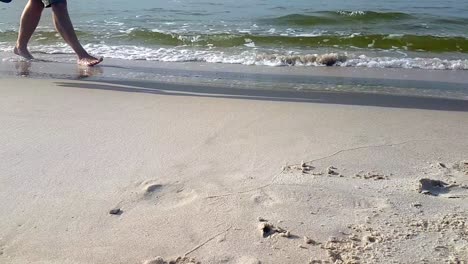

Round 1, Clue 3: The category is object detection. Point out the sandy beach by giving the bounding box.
[1,0,468,261]
[0,74,467,264]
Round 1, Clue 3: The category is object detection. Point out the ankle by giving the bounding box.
[75,49,90,58]
[15,43,28,50]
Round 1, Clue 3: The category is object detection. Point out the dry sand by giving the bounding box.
[0,78,467,264]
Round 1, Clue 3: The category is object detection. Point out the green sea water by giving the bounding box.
[1,0,468,69]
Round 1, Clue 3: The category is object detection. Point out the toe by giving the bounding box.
[90,57,103,66]
[81,57,103,67]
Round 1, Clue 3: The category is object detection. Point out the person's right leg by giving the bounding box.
[51,0,102,66]
[15,0,44,60]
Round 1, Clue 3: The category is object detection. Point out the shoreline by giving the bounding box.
[1,54,468,101]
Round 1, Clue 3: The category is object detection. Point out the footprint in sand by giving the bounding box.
[114,180,199,213]
[142,181,164,199]
[140,180,199,209]
[250,190,280,208]
[350,197,390,219]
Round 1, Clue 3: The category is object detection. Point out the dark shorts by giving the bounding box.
[42,0,65,8]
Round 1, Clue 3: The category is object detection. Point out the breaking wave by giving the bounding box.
[2,28,468,53]
[2,43,466,70]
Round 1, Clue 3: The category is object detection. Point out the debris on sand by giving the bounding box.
[109,208,122,215]
[437,162,447,169]
[258,222,290,238]
[418,178,467,198]
[280,231,291,238]
[304,236,319,245]
[354,171,389,180]
[143,256,200,264]
[283,162,314,174]
[327,166,339,176]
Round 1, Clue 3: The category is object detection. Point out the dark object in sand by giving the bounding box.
[258,222,289,238]
[418,179,448,196]
[109,208,122,215]
[437,162,447,168]
[0,0,12,3]
[419,178,468,198]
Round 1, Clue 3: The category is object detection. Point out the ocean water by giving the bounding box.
[1,0,468,70]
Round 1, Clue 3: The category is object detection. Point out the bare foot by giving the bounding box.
[78,55,103,67]
[14,46,34,60]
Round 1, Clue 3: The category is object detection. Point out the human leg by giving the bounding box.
[15,0,45,59]
[51,0,102,66]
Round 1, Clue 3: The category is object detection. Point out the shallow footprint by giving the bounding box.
[140,180,199,209]
[143,182,164,199]
[114,180,200,213]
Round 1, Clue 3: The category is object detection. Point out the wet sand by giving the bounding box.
[1,53,468,100]
[0,75,467,263]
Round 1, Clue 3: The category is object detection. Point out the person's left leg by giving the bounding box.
[15,0,45,60]
[50,0,102,66]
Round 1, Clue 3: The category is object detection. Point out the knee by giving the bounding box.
[28,0,45,12]
[51,0,68,11]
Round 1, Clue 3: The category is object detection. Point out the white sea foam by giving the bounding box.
[104,20,124,26]
[337,10,366,16]
[341,55,468,70]
[0,43,466,70]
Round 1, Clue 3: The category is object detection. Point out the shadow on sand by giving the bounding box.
[55,79,468,112]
